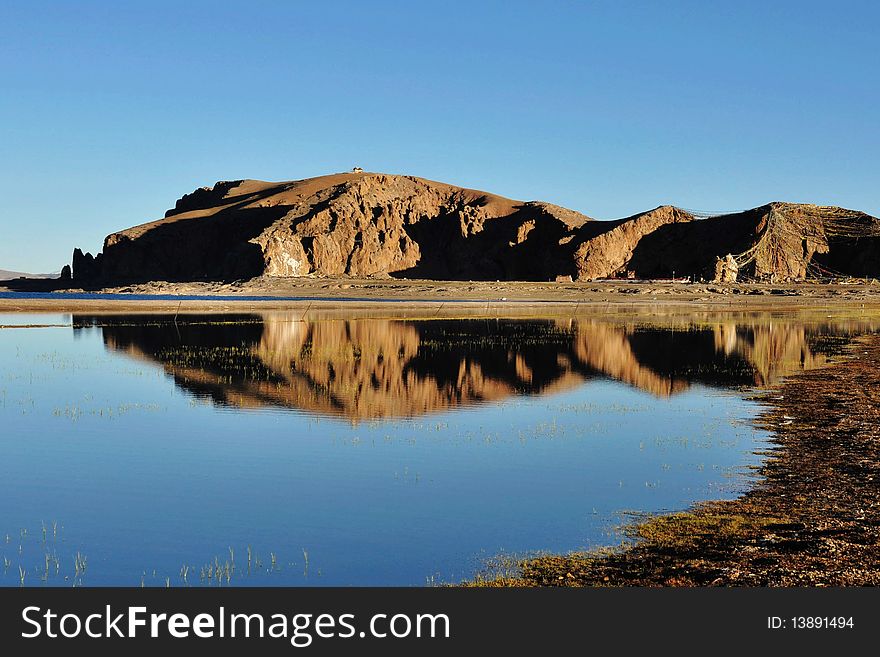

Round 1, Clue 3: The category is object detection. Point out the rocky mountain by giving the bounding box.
[69,172,880,284]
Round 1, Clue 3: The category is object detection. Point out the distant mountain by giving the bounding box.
[0,269,58,280]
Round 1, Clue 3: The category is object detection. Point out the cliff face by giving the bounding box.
[69,172,880,284]
[570,205,695,280]
[253,174,588,281]
[81,173,591,284]
[621,203,876,281]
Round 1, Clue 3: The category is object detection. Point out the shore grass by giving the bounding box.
[470,334,880,586]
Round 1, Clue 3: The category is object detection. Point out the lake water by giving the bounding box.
[0,311,871,586]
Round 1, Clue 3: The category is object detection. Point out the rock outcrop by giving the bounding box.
[72,248,102,282]
[622,203,880,281]
[714,254,738,283]
[570,205,695,280]
[68,172,880,284]
[74,173,591,284]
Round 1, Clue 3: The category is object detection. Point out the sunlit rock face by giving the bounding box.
[570,206,695,281]
[77,173,590,284]
[613,203,880,282]
[69,170,879,285]
[72,314,873,421]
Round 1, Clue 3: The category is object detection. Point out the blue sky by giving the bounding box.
[1,1,877,272]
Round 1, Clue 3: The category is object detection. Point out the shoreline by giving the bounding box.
[3,278,880,315]
[3,280,878,586]
[472,333,880,586]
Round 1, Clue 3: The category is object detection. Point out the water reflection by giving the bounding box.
[72,314,872,420]
[2,311,874,586]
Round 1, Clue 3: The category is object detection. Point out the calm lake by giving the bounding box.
[0,311,872,586]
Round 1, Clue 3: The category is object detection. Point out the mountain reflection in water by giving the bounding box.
[72,314,873,420]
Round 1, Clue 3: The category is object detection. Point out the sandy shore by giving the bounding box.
[3,278,880,314]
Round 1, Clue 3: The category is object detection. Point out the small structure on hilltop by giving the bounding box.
[351,167,363,173]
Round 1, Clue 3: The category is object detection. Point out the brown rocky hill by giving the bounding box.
[622,203,880,281]
[73,172,591,284]
[69,172,879,284]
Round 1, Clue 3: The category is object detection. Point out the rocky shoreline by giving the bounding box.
[475,333,880,586]
[4,277,880,311]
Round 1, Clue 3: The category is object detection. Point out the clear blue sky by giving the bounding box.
[1,1,877,272]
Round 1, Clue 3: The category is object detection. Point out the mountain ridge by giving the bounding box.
[68,172,880,285]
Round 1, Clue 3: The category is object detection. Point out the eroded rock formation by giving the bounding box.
[73,173,590,284]
[571,205,695,280]
[72,247,102,282]
[622,203,880,281]
[68,173,879,284]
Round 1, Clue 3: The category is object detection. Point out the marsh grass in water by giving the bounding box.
[0,521,92,587]
[2,521,316,587]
